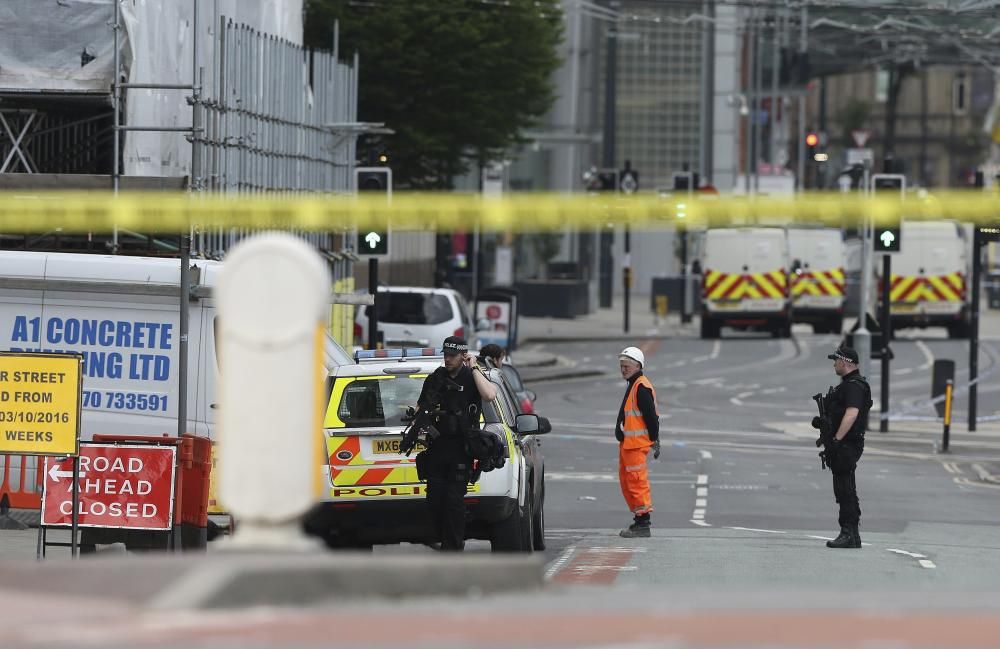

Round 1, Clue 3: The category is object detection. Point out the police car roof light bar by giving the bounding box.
[403,347,442,357]
[354,348,405,362]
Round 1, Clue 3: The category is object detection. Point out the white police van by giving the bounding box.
[0,250,352,514]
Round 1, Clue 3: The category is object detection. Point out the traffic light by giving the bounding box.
[871,174,905,253]
[871,173,905,197]
[584,167,619,192]
[357,230,389,255]
[355,166,392,195]
[805,132,819,160]
[355,166,392,256]
[672,171,699,192]
[874,226,901,253]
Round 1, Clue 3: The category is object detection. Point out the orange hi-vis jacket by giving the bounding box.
[621,374,659,449]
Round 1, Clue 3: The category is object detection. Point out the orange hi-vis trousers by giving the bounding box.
[619,444,653,516]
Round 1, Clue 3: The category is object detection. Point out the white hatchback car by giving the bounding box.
[355,286,483,349]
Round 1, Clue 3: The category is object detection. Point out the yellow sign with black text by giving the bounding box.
[0,353,82,456]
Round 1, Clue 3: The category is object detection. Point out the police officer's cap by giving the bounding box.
[442,335,469,356]
[827,346,859,364]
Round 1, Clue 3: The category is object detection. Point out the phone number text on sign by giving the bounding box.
[83,390,169,412]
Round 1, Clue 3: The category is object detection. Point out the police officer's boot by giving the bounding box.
[826,527,853,548]
[849,526,862,548]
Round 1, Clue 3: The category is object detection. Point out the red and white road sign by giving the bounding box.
[41,444,176,530]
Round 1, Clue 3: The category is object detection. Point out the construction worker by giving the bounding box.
[615,346,660,538]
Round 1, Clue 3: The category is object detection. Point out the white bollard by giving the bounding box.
[216,233,330,549]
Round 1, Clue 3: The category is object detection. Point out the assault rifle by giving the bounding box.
[811,386,836,470]
[399,405,441,457]
[399,369,464,457]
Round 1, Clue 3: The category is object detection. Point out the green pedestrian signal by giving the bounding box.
[875,227,901,253]
[358,230,389,256]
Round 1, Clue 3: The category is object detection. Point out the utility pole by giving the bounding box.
[796,5,808,192]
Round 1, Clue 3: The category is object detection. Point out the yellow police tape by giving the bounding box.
[0,190,997,232]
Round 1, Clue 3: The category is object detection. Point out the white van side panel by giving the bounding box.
[703,230,746,274]
[0,251,219,441]
[788,229,843,271]
[891,222,967,318]
[744,228,787,274]
[788,228,846,310]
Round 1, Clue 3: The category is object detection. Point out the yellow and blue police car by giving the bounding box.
[304,347,546,552]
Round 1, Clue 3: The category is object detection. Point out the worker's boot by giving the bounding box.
[826,526,853,548]
[849,526,862,548]
[619,515,651,538]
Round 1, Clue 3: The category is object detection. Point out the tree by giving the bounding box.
[305,0,563,189]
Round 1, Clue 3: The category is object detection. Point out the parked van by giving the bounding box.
[700,228,791,339]
[787,228,847,334]
[0,250,352,514]
[879,221,970,338]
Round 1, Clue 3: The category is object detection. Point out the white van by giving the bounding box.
[700,227,791,339]
[881,221,970,338]
[787,228,847,334]
[0,250,352,513]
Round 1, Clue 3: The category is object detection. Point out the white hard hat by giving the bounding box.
[619,346,644,367]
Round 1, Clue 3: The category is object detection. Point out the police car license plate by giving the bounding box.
[891,303,917,313]
[372,438,424,454]
[710,299,742,309]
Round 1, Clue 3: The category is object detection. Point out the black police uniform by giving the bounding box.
[417,364,482,551]
[825,368,871,547]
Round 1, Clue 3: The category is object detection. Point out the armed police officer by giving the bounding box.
[815,346,872,549]
[416,336,496,551]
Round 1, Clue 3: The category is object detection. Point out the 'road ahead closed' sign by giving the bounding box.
[41,444,176,529]
[0,353,82,456]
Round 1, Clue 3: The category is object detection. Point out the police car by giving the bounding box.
[304,347,547,552]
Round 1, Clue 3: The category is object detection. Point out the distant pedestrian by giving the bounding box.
[819,346,872,549]
[615,346,660,538]
[479,343,506,369]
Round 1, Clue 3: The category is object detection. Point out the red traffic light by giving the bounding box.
[805,133,819,147]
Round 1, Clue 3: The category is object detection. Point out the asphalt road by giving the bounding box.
[4,326,1000,648]
[531,325,1000,589]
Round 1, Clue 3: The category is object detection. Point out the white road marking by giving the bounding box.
[727,526,787,534]
[544,545,576,580]
[692,341,721,363]
[696,487,708,497]
[695,499,707,507]
[548,472,616,482]
[586,546,648,553]
[941,462,963,475]
[887,548,936,569]
[697,474,708,485]
[915,340,935,370]
[690,520,712,527]
[699,450,713,460]
[581,356,592,363]
[572,565,638,574]
[692,509,705,519]
[729,397,744,406]
[806,534,835,541]
[893,367,915,376]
